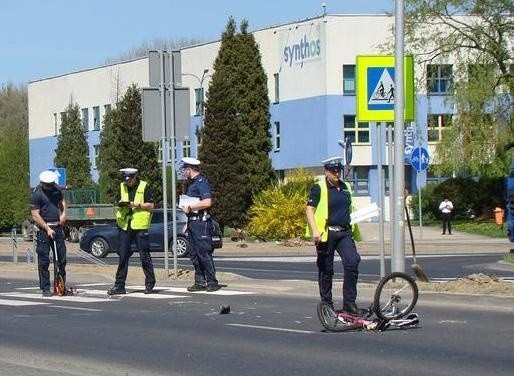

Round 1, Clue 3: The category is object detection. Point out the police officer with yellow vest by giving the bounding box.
[107,168,156,295]
[306,157,362,315]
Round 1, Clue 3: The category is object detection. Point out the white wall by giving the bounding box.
[28,58,149,139]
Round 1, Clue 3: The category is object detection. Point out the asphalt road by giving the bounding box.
[3,253,511,282]
[0,278,512,376]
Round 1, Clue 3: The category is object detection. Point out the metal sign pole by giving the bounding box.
[376,123,385,278]
[170,52,179,279]
[387,124,395,269]
[392,0,406,273]
[417,169,423,239]
[159,51,170,277]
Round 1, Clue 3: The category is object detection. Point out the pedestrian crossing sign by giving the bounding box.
[356,55,415,122]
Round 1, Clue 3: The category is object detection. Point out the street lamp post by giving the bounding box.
[182,69,209,156]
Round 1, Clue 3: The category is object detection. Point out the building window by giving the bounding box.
[427,114,452,142]
[53,113,58,136]
[194,88,204,116]
[343,115,369,144]
[348,166,369,195]
[427,64,452,94]
[93,106,100,131]
[274,73,280,103]
[182,140,191,158]
[92,145,99,169]
[273,121,281,151]
[343,65,356,95]
[81,108,89,131]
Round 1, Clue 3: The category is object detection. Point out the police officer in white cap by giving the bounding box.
[305,157,362,315]
[107,167,156,295]
[30,170,67,297]
[180,157,220,292]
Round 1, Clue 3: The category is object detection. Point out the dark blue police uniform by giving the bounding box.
[307,180,361,308]
[30,184,67,292]
[114,182,156,291]
[185,173,218,288]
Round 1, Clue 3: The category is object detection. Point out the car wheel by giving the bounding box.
[90,237,110,258]
[173,236,190,258]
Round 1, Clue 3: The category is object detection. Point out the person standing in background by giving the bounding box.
[439,197,454,235]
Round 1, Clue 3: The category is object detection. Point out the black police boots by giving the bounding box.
[343,302,365,316]
[107,286,126,295]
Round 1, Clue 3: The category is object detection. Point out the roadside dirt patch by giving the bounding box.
[417,273,514,297]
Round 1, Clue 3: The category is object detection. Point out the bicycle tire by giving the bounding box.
[317,303,362,332]
[373,272,418,321]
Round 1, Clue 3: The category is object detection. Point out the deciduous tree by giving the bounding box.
[404,0,514,177]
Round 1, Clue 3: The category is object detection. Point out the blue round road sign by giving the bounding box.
[410,147,429,171]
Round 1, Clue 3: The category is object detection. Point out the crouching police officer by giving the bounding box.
[107,168,156,295]
[30,170,67,297]
[180,157,220,292]
[305,157,362,315]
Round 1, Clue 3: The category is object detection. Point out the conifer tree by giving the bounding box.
[54,103,93,187]
[98,84,162,205]
[200,18,274,228]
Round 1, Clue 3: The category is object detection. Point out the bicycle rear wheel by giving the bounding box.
[317,303,362,332]
[373,272,418,321]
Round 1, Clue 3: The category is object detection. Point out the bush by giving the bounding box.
[412,177,505,221]
[247,169,316,240]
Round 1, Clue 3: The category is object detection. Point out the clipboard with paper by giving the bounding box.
[350,202,380,224]
[179,194,200,213]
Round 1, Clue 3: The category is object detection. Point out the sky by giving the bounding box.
[1,0,394,86]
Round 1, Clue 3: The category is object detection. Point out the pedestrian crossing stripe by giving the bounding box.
[0,292,108,303]
[0,285,255,306]
[129,285,255,296]
[0,298,50,306]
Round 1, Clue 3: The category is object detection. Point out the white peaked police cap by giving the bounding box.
[39,170,57,184]
[181,157,201,168]
[120,168,138,181]
[322,157,344,169]
[119,168,138,175]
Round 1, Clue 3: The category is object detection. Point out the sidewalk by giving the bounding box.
[0,222,511,257]
[215,221,512,256]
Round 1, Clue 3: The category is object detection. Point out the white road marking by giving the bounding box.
[0,292,108,303]
[0,298,50,306]
[439,320,468,324]
[50,305,103,312]
[227,323,315,334]
[130,286,255,296]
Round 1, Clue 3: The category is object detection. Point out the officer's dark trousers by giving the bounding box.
[36,227,67,291]
[114,229,155,289]
[188,220,218,286]
[442,213,452,234]
[316,229,360,306]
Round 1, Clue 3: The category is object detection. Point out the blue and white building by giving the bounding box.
[28,14,458,216]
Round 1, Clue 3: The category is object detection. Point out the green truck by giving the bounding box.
[22,188,116,243]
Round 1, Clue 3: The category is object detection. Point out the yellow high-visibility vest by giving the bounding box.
[306,179,359,242]
[116,180,152,230]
